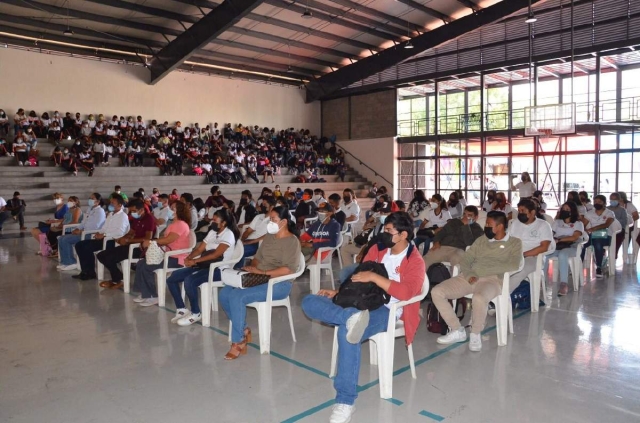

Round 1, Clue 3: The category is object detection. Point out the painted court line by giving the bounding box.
[419,409,445,421]
[385,398,404,406]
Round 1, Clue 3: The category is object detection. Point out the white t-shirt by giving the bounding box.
[153,205,172,224]
[341,201,360,220]
[552,220,585,239]
[0,197,6,209]
[509,218,555,253]
[426,209,452,228]
[515,181,537,198]
[583,209,615,230]
[247,214,270,240]
[202,227,236,270]
[493,203,513,216]
[624,203,638,226]
[382,245,409,320]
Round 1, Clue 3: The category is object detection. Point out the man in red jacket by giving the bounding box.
[302,212,425,423]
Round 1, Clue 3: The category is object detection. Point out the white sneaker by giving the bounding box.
[436,327,467,345]
[346,310,369,344]
[58,263,78,271]
[171,308,191,323]
[330,404,355,423]
[139,297,159,307]
[177,313,201,326]
[132,295,146,303]
[469,333,482,352]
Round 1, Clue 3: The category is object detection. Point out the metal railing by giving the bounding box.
[334,142,393,187]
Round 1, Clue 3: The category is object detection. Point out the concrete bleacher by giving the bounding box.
[0,141,375,234]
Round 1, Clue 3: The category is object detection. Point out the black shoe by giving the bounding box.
[72,272,85,279]
[80,272,97,281]
[596,268,603,278]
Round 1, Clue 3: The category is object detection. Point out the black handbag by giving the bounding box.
[555,241,573,250]
[333,261,391,311]
[196,249,224,269]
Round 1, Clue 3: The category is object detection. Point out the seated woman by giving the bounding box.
[301,212,425,423]
[491,191,513,220]
[12,133,28,166]
[167,209,240,326]
[414,194,451,254]
[544,201,585,296]
[31,193,68,251]
[46,196,83,255]
[51,146,64,167]
[219,206,301,360]
[48,121,63,143]
[580,195,615,278]
[133,201,192,307]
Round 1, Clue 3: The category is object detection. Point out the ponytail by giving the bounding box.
[272,205,299,237]
[214,208,240,241]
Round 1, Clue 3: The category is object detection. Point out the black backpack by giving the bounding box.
[426,299,467,335]
[333,261,391,311]
[425,263,451,301]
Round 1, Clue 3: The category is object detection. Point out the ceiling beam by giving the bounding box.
[305,0,543,102]
[456,0,481,12]
[394,0,453,23]
[325,0,422,34]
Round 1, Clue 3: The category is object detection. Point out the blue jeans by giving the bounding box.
[581,235,611,268]
[166,266,221,314]
[340,263,358,284]
[134,258,181,299]
[234,242,259,269]
[301,295,390,405]
[544,247,577,283]
[414,235,434,254]
[219,281,292,342]
[58,234,81,265]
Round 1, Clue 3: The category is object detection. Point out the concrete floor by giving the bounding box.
[1,235,640,423]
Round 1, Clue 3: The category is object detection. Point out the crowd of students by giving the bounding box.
[0,109,349,182]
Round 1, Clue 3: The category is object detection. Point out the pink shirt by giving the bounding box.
[165,220,191,265]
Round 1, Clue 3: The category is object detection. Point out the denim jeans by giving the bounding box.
[134,258,181,299]
[219,281,292,342]
[234,242,259,269]
[301,295,390,405]
[166,266,221,314]
[414,235,434,254]
[58,234,81,265]
[581,234,611,268]
[544,247,577,283]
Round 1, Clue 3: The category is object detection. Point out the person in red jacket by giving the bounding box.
[301,211,425,423]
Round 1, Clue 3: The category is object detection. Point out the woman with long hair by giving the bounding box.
[167,209,240,325]
[408,189,429,227]
[414,193,451,254]
[219,206,301,360]
[46,196,83,255]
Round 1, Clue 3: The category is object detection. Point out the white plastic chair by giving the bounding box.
[308,234,343,293]
[584,228,621,276]
[228,252,305,354]
[529,250,554,313]
[200,240,244,327]
[304,216,318,231]
[87,231,113,280]
[154,231,197,307]
[476,210,487,228]
[631,222,640,264]
[550,236,589,292]
[55,223,82,264]
[329,274,430,399]
[121,242,141,293]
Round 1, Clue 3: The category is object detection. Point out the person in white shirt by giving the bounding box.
[313,188,327,207]
[237,196,275,267]
[153,194,174,232]
[507,198,555,291]
[544,201,585,296]
[580,195,615,277]
[72,194,130,280]
[579,191,595,213]
[513,172,537,199]
[447,192,464,219]
[619,191,639,232]
[166,209,240,326]
[490,191,513,220]
[341,188,360,225]
[0,196,9,232]
[415,194,452,254]
[482,190,496,212]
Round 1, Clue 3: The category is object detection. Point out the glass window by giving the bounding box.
[485,137,509,155]
[600,135,617,151]
[566,135,595,151]
[512,137,534,153]
[537,79,559,105]
[485,156,510,191]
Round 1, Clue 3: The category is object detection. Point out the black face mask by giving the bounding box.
[559,210,571,220]
[239,198,248,206]
[344,196,351,203]
[449,200,458,206]
[484,227,495,239]
[487,196,494,202]
[380,232,396,249]
[594,203,604,211]
[517,213,529,223]
[209,223,220,232]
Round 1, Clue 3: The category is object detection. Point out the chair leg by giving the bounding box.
[228,321,232,343]
[157,271,166,307]
[377,335,394,399]
[256,304,271,354]
[570,258,580,291]
[329,327,338,378]
[369,339,378,366]
[494,295,508,347]
[338,250,343,269]
[201,283,211,327]
[95,254,105,281]
[530,272,540,313]
[122,260,131,293]
[212,285,219,312]
[329,266,335,290]
[285,298,296,342]
[507,299,514,334]
[407,343,416,379]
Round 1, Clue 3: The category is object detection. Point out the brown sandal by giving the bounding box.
[225,339,248,360]
[244,327,252,343]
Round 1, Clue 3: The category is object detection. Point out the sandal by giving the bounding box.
[244,327,252,343]
[224,339,248,360]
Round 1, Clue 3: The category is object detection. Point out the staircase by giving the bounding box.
[0,139,375,235]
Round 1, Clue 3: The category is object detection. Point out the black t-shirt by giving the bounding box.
[334,210,346,230]
[294,200,317,219]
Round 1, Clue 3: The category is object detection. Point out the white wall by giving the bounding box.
[0,48,320,133]
[335,137,397,194]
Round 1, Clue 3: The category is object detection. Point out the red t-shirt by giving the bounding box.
[130,211,156,238]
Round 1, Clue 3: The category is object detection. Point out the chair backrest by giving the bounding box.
[188,230,197,249]
[231,240,245,263]
[543,213,554,224]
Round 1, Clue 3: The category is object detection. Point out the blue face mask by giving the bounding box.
[108,205,115,212]
[131,212,141,219]
[88,199,95,207]
[610,200,619,207]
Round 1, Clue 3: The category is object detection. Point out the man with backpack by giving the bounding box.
[423,205,484,270]
[431,211,522,352]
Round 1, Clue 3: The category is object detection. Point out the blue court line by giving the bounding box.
[385,398,404,406]
[280,309,531,422]
[419,409,445,421]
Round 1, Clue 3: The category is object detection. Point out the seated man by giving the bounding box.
[341,188,360,226]
[0,192,27,231]
[300,202,341,264]
[423,205,484,270]
[327,194,346,230]
[153,194,173,233]
[235,190,257,228]
[72,195,130,281]
[236,196,275,268]
[180,192,199,231]
[97,199,156,289]
[301,212,425,423]
[57,193,106,270]
[507,199,555,291]
[294,188,317,230]
[432,211,522,352]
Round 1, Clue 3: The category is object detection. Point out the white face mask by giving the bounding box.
[430,202,438,209]
[66,201,75,209]
[267,221,281,234]
[54,198,62,205]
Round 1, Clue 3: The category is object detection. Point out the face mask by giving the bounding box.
[484,227,495,239]
[468,218,475,225]
[239,198,248,206]
[379,214,387,225]
[64,150,68,154]
[497,198,505,204]
[559,210,571,220]
[344,196,351,203]
[88,199,95,207]
[54,198,62,205]
[75,142,80,145]
[167,209,175,219]
[317,212,327,221]
[449,199,458,205]
[517,213,529,223]
[209,222,220,232]
[131,212,141,219]
[66,201,75,209]
[116,190,121,194]
[429,202,438,209]
[108,205,115,212]
[380,232,396,249]
[609,200,619,207]
[302,194,311,201]
[594,203,604,211]
[314,194,321,201]
[267,221,281,234]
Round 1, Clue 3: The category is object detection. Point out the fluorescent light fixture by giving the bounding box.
[404,41,414,49]
[301,9,312,19]
[525,13,537,23]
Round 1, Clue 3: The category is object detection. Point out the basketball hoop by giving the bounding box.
[538,128,553,139]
